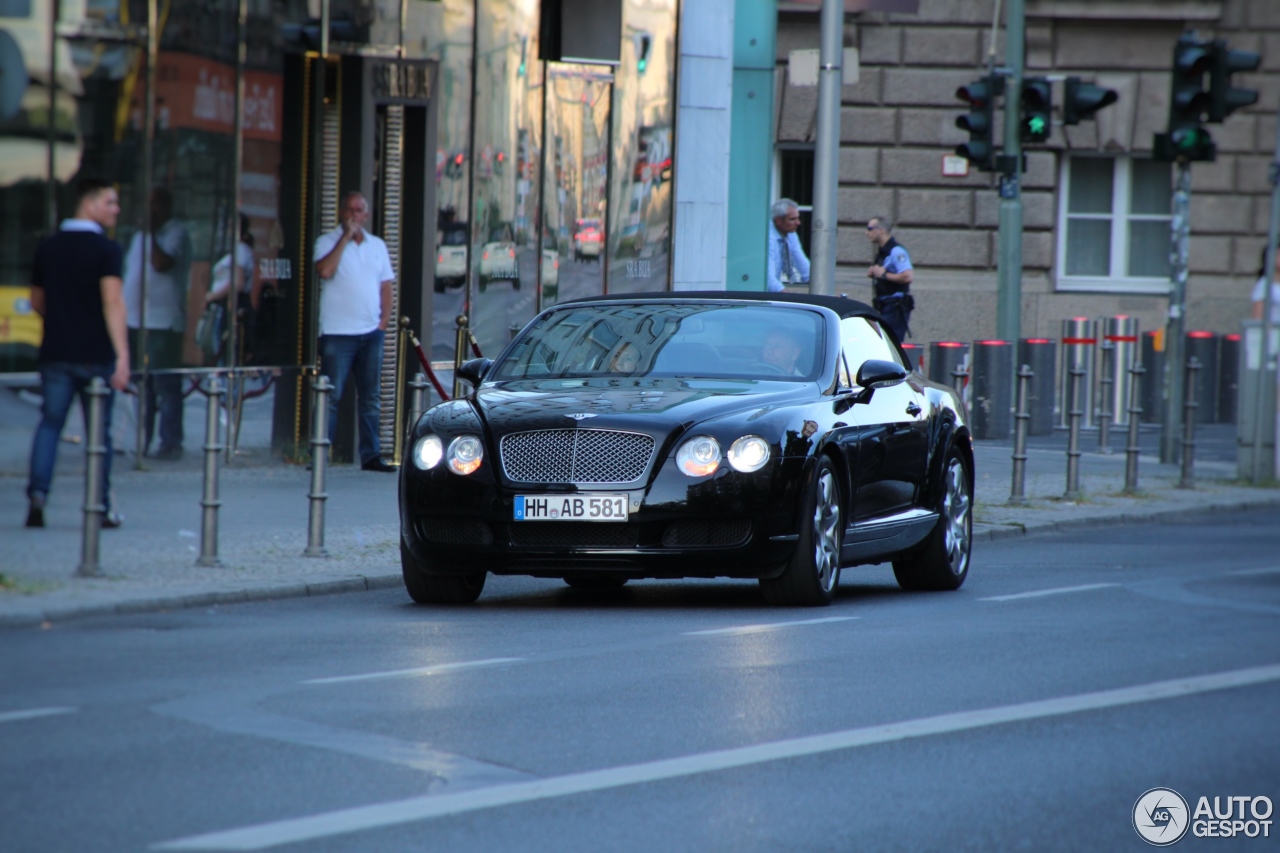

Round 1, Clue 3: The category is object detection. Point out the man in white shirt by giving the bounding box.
[767,198,811,293]
[124,187,191,460]
[314,191,396,472]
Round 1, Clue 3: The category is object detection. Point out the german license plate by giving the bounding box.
[514,494,629,521]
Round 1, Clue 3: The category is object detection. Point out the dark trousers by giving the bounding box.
[28,362,115,508]
[130,328,185,453]
[320,330,385,465]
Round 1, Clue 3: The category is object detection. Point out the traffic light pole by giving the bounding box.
[809,0,842,297]
[995,0,1024,344]
[1250,98,1280,483]
[1161,162,1192,464]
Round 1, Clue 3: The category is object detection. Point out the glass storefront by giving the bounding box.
[0,0,677,383]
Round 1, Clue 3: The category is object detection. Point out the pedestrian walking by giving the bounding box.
[25,178,129,529]
[125,187,192,460]
[767,198,810,293]
[203,213,260,364]
[314,191,397,472]
[866,216,914,342]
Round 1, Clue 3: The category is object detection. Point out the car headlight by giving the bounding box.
[727,435,771,472]
[446,435,484,475]
[412,435,443,470]
[676,435,721,477]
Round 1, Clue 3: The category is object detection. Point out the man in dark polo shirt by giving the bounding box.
[26,178,130,529]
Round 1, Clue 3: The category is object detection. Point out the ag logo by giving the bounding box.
[1134,788,1190,846]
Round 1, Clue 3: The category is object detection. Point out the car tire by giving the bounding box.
[891,447,972,592]
[512,277,521,291]
[433,278,446,294]
[759,456,843,606]
[478,278,488,293]
[563,574,628,589]
[400,540,486,604]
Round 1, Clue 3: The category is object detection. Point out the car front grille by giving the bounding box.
[661,519,752,548]
[508,521,641,549]
[415,517,495,546]
[500,428,656,484]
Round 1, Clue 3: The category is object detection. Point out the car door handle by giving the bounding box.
[905,402,921,417]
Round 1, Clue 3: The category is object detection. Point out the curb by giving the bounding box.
[4,495,1279,630]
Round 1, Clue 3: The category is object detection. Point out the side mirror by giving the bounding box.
[457,357,493,388]
[856,359,909,390]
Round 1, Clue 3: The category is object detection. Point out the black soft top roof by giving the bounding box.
[561,290,878,320]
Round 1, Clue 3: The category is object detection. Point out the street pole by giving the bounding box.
[1161,161,1192,464]
[995,0,1024,344]
[808,0,842,296]
[135,0,158,470]
[1251,93,1280,483]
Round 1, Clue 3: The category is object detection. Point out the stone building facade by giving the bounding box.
[774,0,1277,344]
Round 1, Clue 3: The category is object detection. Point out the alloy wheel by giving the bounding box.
[943,458,971,577]
[812,468,842,592]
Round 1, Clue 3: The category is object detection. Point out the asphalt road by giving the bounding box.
[3,510,1278,852]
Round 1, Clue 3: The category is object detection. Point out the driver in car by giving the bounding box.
[608,343,641,373]
[761,328,804,375]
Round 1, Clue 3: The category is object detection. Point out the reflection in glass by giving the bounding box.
[607,0,676,294]
[470,0,542,358]
[542,64,611,309]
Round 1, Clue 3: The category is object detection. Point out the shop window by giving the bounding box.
[1056,155,1172,294]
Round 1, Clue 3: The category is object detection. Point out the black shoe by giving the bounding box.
[361,458,396,473]
[102,511,123,529]
[25,502,45,528]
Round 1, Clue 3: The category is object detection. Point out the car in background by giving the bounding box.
[0,285,40,372]
[434,222,468,293]
[398,292,974,606]
[478,222,519,292]
[573,218,602,262]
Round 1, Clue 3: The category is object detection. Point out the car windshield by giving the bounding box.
[491,302,826,382]
[488,225,513,243]
[440,226,467,246]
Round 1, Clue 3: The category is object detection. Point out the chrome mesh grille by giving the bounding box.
[500,429,655,483]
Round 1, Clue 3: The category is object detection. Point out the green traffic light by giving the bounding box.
[1028,116,1046,135]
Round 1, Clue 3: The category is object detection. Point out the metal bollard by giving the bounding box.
[1009,364,1032,504]
[197,375,225,567]
[950,365,967,400]
[76,377,109,578]
[452,314,470,400]
[1097,339,1114,454]
[408,372,428,439]
[304,375,332,557]
[1065,363,1085,500]
[1124,362,1145,494]
[1179,357,1201,489]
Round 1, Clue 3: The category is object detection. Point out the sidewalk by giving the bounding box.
[2,385,1277,628]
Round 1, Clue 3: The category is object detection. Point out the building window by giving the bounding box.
[1056,155,1172,294]
[776,146,813,258]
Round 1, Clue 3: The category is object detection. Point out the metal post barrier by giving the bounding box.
[971,339,1013,440]
[304,375,332,557]
[1060,317,1096,428]
[452,314,469,400]
[76,377,109,578]
[1185,331,1219,424]
[1017,337,1056,435]
[1124,362,1145,495]
[1010,364,1032,504]
[1179,357,1201,489]
[391,318,409,468]
[508,321,522,342]
[1219,333,1241,425]
[951,366,967,398]
[1100,315,1140,427]
[1065,363,1085,500]
[928,341,968,387]
[408,372,428,440]
[197,375,224,567]
[1097,339,1114,454]
[1140,330,1165,424]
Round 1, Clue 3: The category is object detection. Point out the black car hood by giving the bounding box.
[473,377,815,436]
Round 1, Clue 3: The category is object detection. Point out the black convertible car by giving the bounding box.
[399,292,973,606]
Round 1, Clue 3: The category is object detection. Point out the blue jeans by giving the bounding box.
[320,330,384,465]
[129,328,185,453]
[28,362,116,509]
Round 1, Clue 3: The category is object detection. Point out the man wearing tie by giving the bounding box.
[767,198,810,293]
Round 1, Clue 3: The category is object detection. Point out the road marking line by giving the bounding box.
[683,616,859,636]
[1228,567,1280,577]
[302,658,524,686]
[0,707,76,725]
[151,663,1280,851]
[979,583,1119,602]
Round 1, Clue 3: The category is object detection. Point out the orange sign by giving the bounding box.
[154,52,283,142]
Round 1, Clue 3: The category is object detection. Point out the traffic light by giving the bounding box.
[636,34,652,74]
[1208,40,1260,122]
[1154,32,1215,162]
[494,150,505,175]
[446,152,465,179]
[1062,77,1119,125]
[954,74,1001,172]
[1020,77,1052,143]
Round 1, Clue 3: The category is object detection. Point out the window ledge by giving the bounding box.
[1055,276,1172,295]
[1027,0,1221,21]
